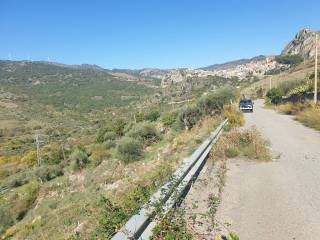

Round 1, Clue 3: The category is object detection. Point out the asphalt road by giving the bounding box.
[216,99,320,240]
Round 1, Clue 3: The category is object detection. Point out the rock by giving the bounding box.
[282,28,320,60]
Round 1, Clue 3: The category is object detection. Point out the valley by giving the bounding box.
[0,27,320,240]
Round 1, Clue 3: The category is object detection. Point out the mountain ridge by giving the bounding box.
[1,28,318,85]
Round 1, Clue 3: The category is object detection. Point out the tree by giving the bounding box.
[266,88,284,104]
[177,106,202,130]
[117,137,143,162]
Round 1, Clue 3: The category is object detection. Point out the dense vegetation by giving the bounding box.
[275,54,303,65]
[0,61,154,112]
[265,67,320,131]
[0,60,243,239]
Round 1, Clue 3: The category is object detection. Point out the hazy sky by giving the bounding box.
[1,0,319,69]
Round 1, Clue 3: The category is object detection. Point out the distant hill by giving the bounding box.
[1,28,318,90]
[0,60,154,112]
[201,55,268,71]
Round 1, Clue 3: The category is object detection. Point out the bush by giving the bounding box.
[117,137,143,162]
[144,110,160,122]
[69,149,89,170]
[20,150,37,165]
[266,88,284,104]
[104,140,116,149]
[42,143,65,165]
[177,106,202,130]
[277,78,308,95]
[198,86,237,115]
[160,112,177,127]
[0,207,14,234]
[1,171,31,189]
[103,131,117,141]
[96,119,126,142]
[126,122,160,145]
[88,144,110,166]
[275,54,303,65]
[223,105,245,128]
[35,165,64,182]
[11,182,39,220]
[134,112,145,122]
[113,118,127,136]
[225,147,239,158]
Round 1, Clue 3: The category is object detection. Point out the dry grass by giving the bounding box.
[276,102,312,115]
[296,106,320,131]
[223,105,245,129]
[211,127,271,162]
[275,101,320,131]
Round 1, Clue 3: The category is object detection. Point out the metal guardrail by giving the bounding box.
[112,119,228,240]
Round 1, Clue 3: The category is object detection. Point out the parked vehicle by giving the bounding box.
[239,99,253,112]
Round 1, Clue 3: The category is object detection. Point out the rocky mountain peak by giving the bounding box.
[281,28,319,59]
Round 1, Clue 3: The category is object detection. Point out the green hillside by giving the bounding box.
[0,61,154,113]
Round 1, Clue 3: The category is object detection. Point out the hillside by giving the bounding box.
[0,60,156,113]
[0,27,319,240]
[0,58,239,239]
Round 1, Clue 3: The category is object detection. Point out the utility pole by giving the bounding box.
[314,33,318,104]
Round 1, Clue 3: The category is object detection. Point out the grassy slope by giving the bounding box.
[243,60,315,98]
[2,117,221,239]
[0,61,243,239]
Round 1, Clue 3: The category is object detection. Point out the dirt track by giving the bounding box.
[216,99,320,239]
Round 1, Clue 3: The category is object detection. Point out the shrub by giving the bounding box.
[96,119,126,142]
[275,54,303,65]
[160,112,177,127]
[69,149,89,170]
[0,207,14,234]
[266,88,284,104]
[126,122,159,145]
[1,171,31,189]
[117,137,143,162]
[177,106,202,130]
[134,112,145,122]
[88,144,110,166]
[223,105,245,128]
[1,181,40,222]
[277,78,308,95]
[212,128,270,161]
[94,186,152,238]
[115,119,127,136]
[287,83,312,97]
[35,165,64,182]
[104,140,116,149]
[144,110,160,122]
[103,131,117,141]
[42,143,65,165]
[20,150,37,165]
[225,147,239,158]
[198,86,237,115]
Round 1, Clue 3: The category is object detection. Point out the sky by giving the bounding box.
[1,0,320,69]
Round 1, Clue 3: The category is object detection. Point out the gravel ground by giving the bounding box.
[216,99,320,240]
